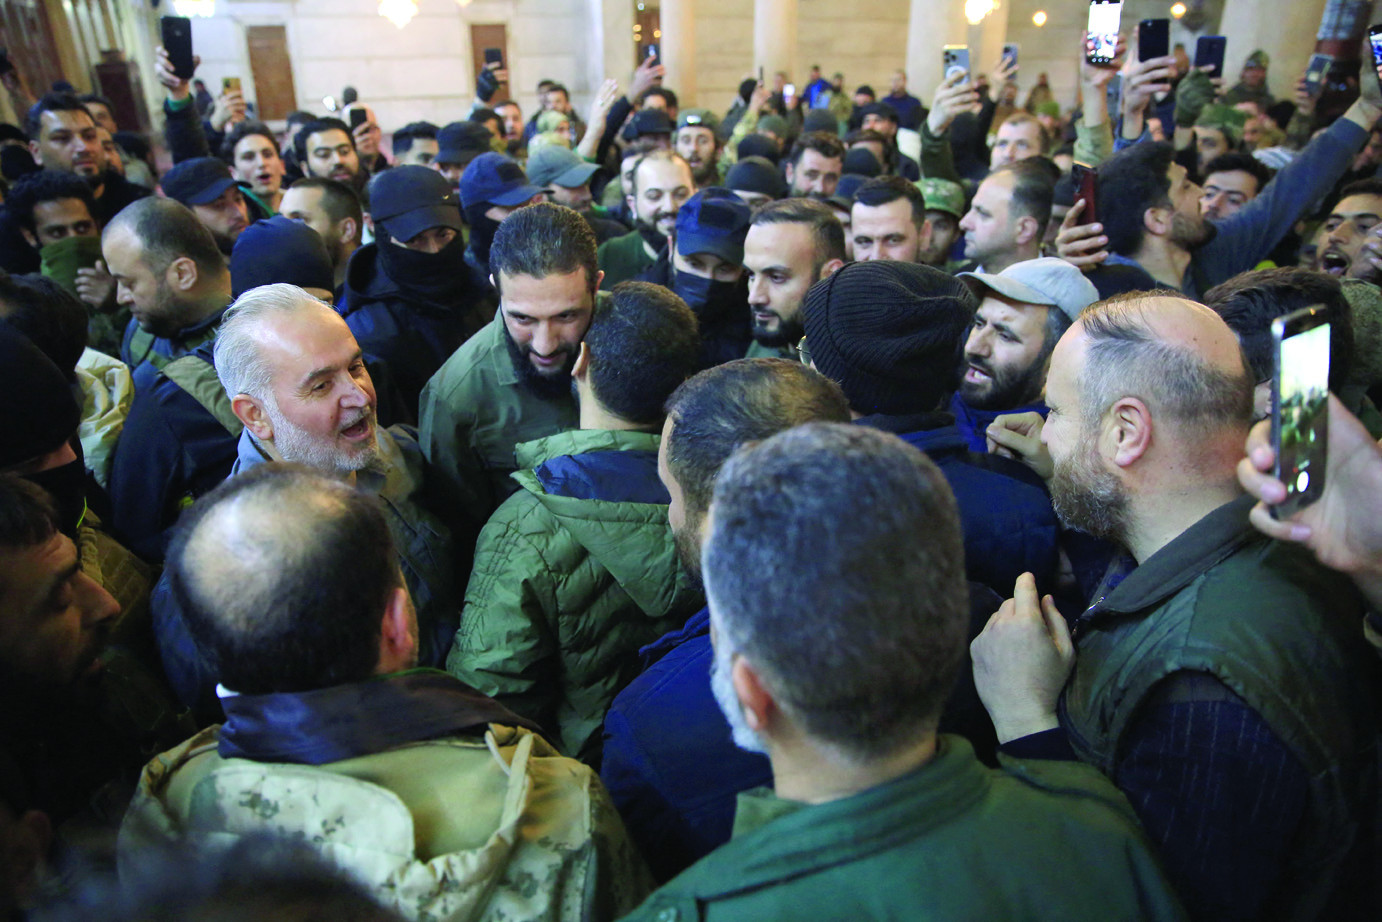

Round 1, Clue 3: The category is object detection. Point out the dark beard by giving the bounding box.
[957,353,1048,411]
[691,161,719,186]
[751,313,803,348]
[671,512,704,593]
[502,319,578,400]
[1050,443,1130,543]
[634,216,669,252]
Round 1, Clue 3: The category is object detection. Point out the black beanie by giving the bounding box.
[0,318,80,467]
[801,260,975,416]
[231,216,336,298]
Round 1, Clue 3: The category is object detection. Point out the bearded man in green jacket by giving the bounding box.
[448,281,705,765]
[621,423,1187,922]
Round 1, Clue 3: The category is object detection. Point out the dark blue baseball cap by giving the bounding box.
[161,156,237,206]
[369,165,464,242]
[436,121,493,165]
[726,156,787,200]
[230,216,335,298]
[459,152,546,210]
[828,173,870,210]
[674,187,751,263]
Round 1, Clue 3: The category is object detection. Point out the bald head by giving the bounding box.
[167,463,402,694]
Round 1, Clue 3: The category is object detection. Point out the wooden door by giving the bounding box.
[469,23,509,101]
[0,0,66,99]
[246,25,297,121]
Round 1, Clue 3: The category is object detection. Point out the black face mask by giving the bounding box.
[464,203,502,267]
[375,230,469,305]
[672,269,741,322]
[25,457,88,538]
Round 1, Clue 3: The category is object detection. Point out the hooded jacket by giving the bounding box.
[339,240,495,417]
[447,429,702,765]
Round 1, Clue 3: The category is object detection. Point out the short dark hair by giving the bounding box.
[0,274,88,377]
[168,463,401,695]
[750,198,846,267]
[294,117,354,165]
[843,128,896,171]
[0,473,58,550]
[853,175,925,228]
[1097,141,1175,257]
[998,112,1051,154]
[489,202,599,296]
[786,131,845,169]
[105,197,224,278]
[586,282,701,425]
[1337,177,1382,203]
[3,169,96,232]
[220,121,281,163]
[664,358,851,520]
[286,176,363,228]
[638,87,678,110]
[285,110,315,129]
[545,84,570,101]
[1204,266,1354,389]
[992,157,1056,235]
[1202,151,1271,193]
[24,93,92,139]
[470,108,501,131]
[77,93,114,117]
[391,121,438,157]
[629,149,692,199]
[705,423,968,756]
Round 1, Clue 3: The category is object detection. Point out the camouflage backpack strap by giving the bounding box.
[161,355,244,437]
[128,326,173,372]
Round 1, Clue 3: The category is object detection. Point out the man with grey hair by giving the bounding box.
[972,293,1381,919]
[148,284,461,713]
[619,423,1185,920]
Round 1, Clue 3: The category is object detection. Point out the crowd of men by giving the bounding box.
[3,19,1382,922]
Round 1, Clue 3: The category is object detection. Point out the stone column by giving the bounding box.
[754,0,798,83]
[906,0,971,102]
[661,0,698,106]
[1218,0,1331,100]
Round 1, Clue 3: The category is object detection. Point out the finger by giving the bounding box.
[1065,252,1109,269]
[1062,198,1086,226]
[1057,235,1109,255]
[984,423,1033,455]
[1012,571,1041,615]
[1248,501,1311,543]
[1040,594,1074,657]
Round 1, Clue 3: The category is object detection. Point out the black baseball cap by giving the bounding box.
[459,152,545,210]
[436,121,494,165]
[161,156,237,206]
[369,165,465,242]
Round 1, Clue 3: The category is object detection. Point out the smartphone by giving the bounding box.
[1369,25,1382,93]
[783,83,796,99]
[1195,35,1227,79]
[161,16,195,81]
[1271,305,1331,518]
[758,66,764,84]
[483,47,503,68]
[222,76,241,95]
[1071,161,1098,226]
[1137,19,1169,61]
[1085,0,1122,66]
[647,44,659,62]
[943,46,970,85]
[1304,53,1334,98]
[348,107,369,130]
[1002,43,1019,74]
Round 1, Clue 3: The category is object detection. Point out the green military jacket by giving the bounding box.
[744,340,795,360]
[598,231,656,291]
[1061,495,1380,921]
[620,736,1186,921]
[448,429,702,764]
[419,313,580,528]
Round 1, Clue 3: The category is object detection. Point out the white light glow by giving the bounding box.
[379,0,418,29]
[173,0,216,16]
[965,0,996,26]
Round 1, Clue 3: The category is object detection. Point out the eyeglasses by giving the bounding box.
[795,336,811,366]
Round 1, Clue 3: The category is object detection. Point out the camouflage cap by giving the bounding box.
[916,177,965,219]
[1244,49,1269,69]
[1195,103,1249,143]
[677,108,720,132]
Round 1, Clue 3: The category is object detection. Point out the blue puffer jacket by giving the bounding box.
[859,412,1059,594]
[948,392,1049,454]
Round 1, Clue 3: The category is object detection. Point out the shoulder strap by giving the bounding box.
[162,355,244,436]
[128,326,174,372]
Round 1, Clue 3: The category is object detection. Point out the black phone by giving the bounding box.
[1002,43,1019,74]
[483,47,503,68]
[943,46,970,85]
[1195,35,1227,79]
[348,107,368,130]
[1071,161,1098,226]
[161,16,195,81]
[1369,25,1382,94]
[1085,0,1122,66]
[1271,305,1332,519]
[1304,53,1333,98]
[1137,19,1169,61]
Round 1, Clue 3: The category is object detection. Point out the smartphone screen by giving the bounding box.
[783,83,796,99]
[1138,19,1169,61]
[943,46,970,84]
[1304,53,1332,96]
[1272,307,1331,518]
[222,76,241,95]
[1002,43,1019,71]
[1195,36,1227,79]
[348,107,369,130]
[1086,0,1122,65]
[1369,25,1382,92]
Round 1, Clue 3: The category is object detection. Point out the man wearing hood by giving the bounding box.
[636,187,753,368]
[340,165,497,417]
[447,281,704,765]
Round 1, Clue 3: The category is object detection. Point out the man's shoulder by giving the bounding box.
[425,317,503,398]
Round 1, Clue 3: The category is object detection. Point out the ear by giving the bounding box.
[167,255,199,292]
[818,257,845,280]
[338,216,359,246]
[571,340,592,381]
[1014,214,1039,246]
[231,394,275,443]
[28,140,40,166]
[731,654,778,737]
[784,161,796,185]
[378,583,417,670]
[919,216,935,251]
[1144,205,1172,238]
[1103,396,1153,468]
[20,228,37,248]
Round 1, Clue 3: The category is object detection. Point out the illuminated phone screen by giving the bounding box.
[1276,321,1330,503]
[1087,1,1122,62]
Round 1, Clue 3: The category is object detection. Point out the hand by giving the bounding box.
[629,51,665,100]
[351,117,380,156]
[749,81,774,114]
[1357,35,1382,114]
[1120,54,1176,118]
[589,78,620,124]
[1054,199,1108,270]
[1238,394,1382,583]
[75,260,114,309]
[927,70,982,135]
[986,411,1054,480]
[210,91,246,131]
[1080,34,1127,87]
[1294,76,1318,118]
[988,56,1018,92]
[155,45,199,101]
[971,573,1074,744]
[1348,223,1382,283]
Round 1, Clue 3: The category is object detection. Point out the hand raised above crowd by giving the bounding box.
[926,70,982,136]
[154,44,200,101]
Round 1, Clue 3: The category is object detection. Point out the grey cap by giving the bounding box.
[525,145,599,189]
[959,257,1100,323]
